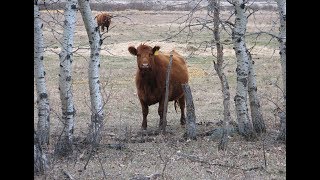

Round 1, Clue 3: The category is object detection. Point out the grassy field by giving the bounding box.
[34,8,285,180]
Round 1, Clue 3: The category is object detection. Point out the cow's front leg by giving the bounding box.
[140,100,149,130]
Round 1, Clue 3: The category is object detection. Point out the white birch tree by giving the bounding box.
[78,0,105,145]
[56,0,78,156]
[230,0,256,140]
[34,0,50,146]
[275,0,286,142]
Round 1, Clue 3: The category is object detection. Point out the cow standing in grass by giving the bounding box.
[128,44,189,130]
[95,12,112,32]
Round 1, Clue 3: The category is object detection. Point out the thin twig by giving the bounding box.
[262,135,267,169]
[97,154,108,179]
[62,169,74,180]
[158,149,175,179]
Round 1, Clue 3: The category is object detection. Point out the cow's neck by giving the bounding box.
[139,70,157,90]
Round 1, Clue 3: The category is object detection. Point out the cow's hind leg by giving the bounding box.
[179,95,186,126]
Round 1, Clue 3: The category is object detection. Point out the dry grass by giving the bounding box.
[34,9,285,180]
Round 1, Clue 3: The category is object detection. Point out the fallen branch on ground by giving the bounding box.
[176,151,265,172]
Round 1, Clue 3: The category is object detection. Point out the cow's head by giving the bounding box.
[104,14,112,32]
[104,14,112,23]
[128,44,160,72]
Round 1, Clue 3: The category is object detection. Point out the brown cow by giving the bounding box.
[95,12,112,32]
[128,44,189,130]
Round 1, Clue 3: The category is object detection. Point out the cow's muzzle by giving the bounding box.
[140,63,150,69]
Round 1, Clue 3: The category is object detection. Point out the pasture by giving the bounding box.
[34,8,285,179]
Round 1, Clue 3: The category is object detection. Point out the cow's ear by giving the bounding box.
[128,46,137,56]
[152,46,160,55]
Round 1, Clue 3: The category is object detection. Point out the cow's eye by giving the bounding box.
[149,53,153,57]
[137,54,141,57]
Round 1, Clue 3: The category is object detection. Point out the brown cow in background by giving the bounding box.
[95,12,112,32]
[128,44,189,130]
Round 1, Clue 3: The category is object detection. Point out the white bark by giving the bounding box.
[248,53,266,134]
[78,0,104,144]
[34,130,49,175]
[56,0,77,156]
[275,0,286,99]
[34,2,50,146]
[275,0,286,141]
[231,0,255,139]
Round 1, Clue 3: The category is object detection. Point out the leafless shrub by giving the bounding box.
[39,2,66,10]
[90,2,153,11]
[37,1,280,12]
[248,4,277,11]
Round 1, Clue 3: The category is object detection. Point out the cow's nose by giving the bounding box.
[141,63,149,68]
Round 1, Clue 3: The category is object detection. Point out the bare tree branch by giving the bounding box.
[246,31,280,40]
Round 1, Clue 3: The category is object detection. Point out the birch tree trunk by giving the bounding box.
[248,53,266,134]
[34,1,50,146]
[34,130,49,175]
[78,0,105,145]
[275,0,286,99]
[209,0,232,150]
[182,84,197,140]
[56,0,78,156]
[275,0,286,142]
[231,0,256,140]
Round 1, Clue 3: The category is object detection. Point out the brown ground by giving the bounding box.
[34,9,285,180]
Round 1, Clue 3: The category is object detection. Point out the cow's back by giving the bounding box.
[97,14,105,24]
